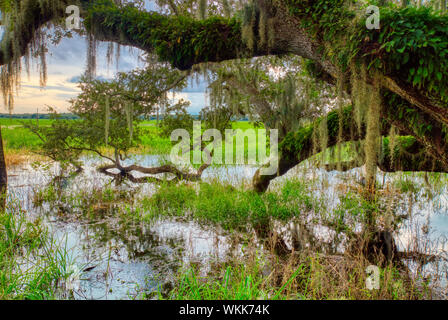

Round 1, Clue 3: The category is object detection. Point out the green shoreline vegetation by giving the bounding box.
[0,198,75,299]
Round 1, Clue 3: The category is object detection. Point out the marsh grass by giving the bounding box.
[164,264,276,300]
[33,181,135,219]
[137,175,443,300]
[394,174,422,195]
[141,179,324,232]
[161,248,431,300]
[30,162,448,300]
[4,149,40,167]
[2,127,42,150]
[0,199,77,299]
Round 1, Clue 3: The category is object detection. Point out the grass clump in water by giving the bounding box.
[142,179,321,232]
[164,265,270,300]
[0,200,77,299]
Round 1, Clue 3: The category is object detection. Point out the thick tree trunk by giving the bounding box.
[0,126,7,210]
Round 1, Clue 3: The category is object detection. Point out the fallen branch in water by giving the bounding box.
[97,162,210,184]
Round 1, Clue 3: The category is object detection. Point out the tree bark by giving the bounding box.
[253,105,362,192]
[97,162,209,183]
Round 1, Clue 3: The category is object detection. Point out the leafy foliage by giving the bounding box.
[85,0,243,69]
[286,0,448,103]
[364,6,448,102]
[159,99,195,137]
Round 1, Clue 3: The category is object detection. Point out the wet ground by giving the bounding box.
[8,155,257,299]
[7,155,448,299]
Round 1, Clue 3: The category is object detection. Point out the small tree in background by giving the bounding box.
[27,63,189,172]
[28,64,210,183]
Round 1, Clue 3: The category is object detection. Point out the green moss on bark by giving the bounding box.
[85,0,243,70]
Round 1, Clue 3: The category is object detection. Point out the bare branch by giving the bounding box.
[97,162,210,183]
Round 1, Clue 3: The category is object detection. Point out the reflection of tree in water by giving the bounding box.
[34,172,193,276]
[43,172,365,265]
[83,217,187,267]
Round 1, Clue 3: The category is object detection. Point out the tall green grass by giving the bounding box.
[141,179,323,231]
[0,200,77,299]
[0,119,54,127]
[2,127,42,150]
[161,254,426,300]
[163,264,305,300]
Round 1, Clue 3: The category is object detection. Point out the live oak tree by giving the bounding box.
[0,0,447,198]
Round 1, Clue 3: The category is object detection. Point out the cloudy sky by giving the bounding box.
[5,1,208,115]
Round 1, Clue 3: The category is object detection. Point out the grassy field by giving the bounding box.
[2,127,43,150]
[0,118,257,128]
[0,119,269,165]
[0,118,55,127]
[0,119,361,171]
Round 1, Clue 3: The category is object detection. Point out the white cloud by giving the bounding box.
[8,28,208,114]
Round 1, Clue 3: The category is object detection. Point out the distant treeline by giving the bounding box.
[0,113,250,121]
[0,113,79,120]
[0,113,197,120]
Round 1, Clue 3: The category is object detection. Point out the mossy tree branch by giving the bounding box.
[0,0,81,65]
[252,101,448,192]
[1,1,446,121]
[1,1,448,191]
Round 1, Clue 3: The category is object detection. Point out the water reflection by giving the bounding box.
[6,155,448,299]
[8,156,247,299]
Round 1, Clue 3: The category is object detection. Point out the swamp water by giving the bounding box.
[7,155,448,299]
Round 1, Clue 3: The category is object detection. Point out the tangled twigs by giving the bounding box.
[97,162,210,184]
